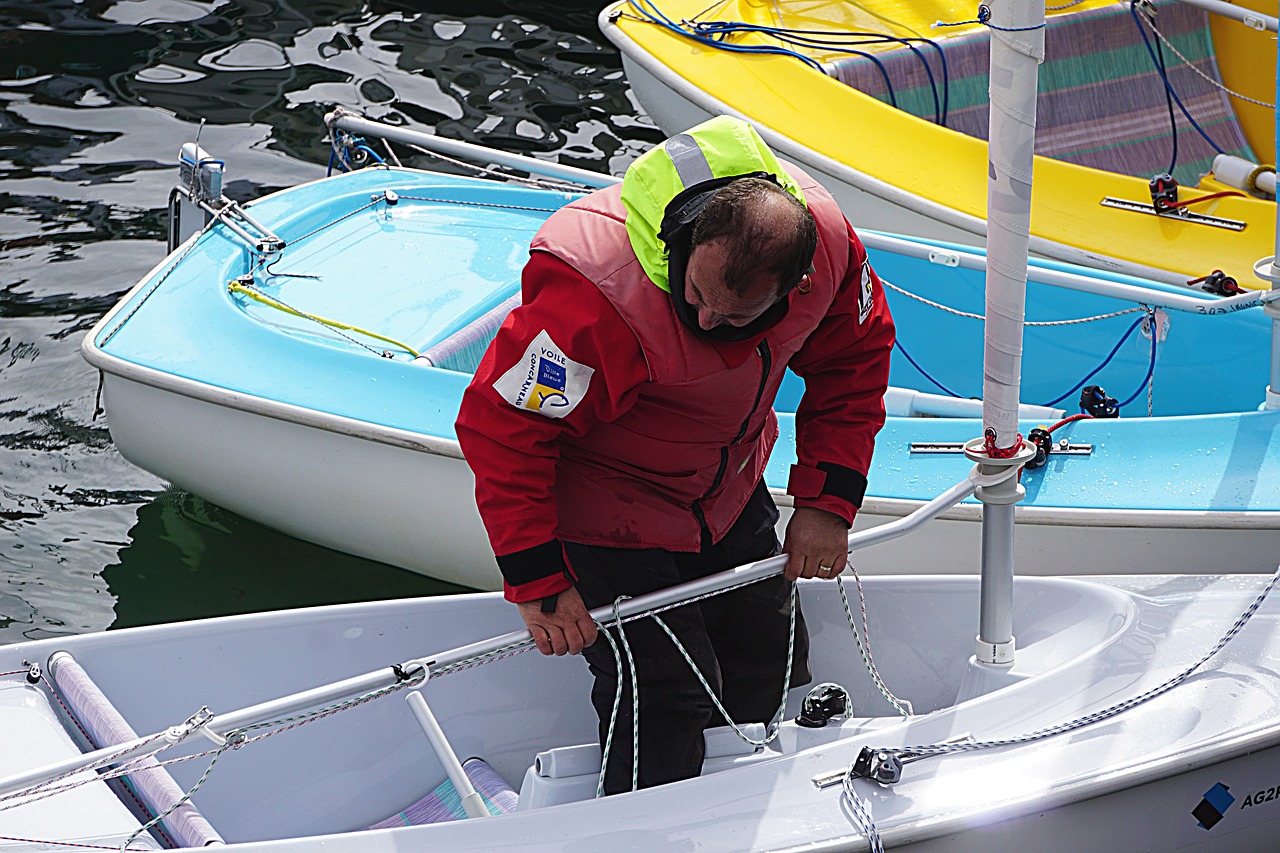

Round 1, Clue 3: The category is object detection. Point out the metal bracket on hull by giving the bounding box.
[1099,197,1246,232]
[910,441,1092,456]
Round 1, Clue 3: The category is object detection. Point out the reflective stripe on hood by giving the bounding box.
[620,115,806,293]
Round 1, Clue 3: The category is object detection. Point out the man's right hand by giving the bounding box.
[517,586,598,656]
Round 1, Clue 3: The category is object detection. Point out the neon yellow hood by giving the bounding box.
[620,116,806,292]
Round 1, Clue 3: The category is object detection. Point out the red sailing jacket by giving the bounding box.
[455,165,895,602]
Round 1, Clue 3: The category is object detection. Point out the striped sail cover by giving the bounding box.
[416,293,520,374]
[49,653,224,847]
[365,757,519,828]
[826,0,1255,185]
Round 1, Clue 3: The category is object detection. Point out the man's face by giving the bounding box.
[683,238,781,332]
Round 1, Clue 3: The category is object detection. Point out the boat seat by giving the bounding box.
[824,0,1255,185]
[415,293,521,374]
[364,757,518,828]
[0,672,164,851]
[516,723,779,810]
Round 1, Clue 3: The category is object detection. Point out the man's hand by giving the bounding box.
[782,507,850,581]
[517,586,598,656]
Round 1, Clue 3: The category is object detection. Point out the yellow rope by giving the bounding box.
[227,280,420,357]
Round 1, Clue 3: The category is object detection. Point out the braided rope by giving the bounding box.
[121,745,231,851]
[592,622,630,797]
[841,774,886,853]
[0,731,172,810]
[883,278,1145,325]
[840,565,1279,845]
[648,583,798,749]
[400,144,590,194]
[0,835,150,852]
[878,564,1278,759]
[1140,10,1273,109]
[395,193,566,213]
[836,568,913,717]
[98,211,225,347]
[612,598,642,792]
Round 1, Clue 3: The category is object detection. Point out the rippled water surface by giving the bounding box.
[0,0,659,643]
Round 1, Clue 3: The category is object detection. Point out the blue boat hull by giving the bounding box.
[84,168,1280,587]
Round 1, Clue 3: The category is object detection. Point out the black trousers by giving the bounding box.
[564,482,811,794]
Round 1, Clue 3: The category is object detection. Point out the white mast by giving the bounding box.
[964,0,1044,674]
[1263,52,1280,408]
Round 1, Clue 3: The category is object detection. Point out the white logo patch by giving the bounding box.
[858,258,875,325]
[493,330,594,419]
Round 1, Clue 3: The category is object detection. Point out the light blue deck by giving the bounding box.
[96,167,1280,514]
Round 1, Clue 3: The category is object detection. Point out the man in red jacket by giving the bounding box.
[456,116,894,793]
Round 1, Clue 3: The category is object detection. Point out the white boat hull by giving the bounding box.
[2,573,1279,850]
[101,372,1280,587]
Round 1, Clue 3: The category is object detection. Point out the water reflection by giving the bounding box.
[104,490,461,630]
[0,0,656,641]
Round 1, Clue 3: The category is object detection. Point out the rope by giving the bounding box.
[934,3,1045,32]
[836,566,913,717]
[400,143,592,194]
[1039,308,1152,408]
[841,777,886,853]
[622,0,953,126]
[1045,412,1093,433]
[1117,307,1159,413]
[1129,0,1226,156]
[1165,190,1247,209]
[120,745,231,851]
[878,563,1280,760]
[1140,6,1274,109]
[227,281,421,357]
[0,836,150,852]
[592,581,800,794]
[395,193,566,214]
[882,279,1146,326]
[98,210,227,347]
[592,620,632,797]
[842,563,1280,843]
[650,584,798,749]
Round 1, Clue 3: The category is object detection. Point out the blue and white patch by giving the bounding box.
[858,258,875,325]
[493,330,594,419]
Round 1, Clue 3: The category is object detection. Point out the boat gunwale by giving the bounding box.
[6,574,1279,851]
[600,3,1275,288]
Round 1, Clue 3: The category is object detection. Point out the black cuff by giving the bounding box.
[816,462,868,508]
[496,539,568,587]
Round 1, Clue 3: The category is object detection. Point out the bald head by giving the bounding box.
[690,177,818,300]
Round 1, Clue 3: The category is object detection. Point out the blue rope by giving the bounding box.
[694,22,949,124]
[628,2,953,125]
[897,311,1157,414]
[356,144,386,165]
[1117,312,1159,410]
[626,0,826,70]
[1039,315,1148,408]
[935,4,1045,32]
[894,339,965,398]
[1128,0,1225,156]
[1151,16,1179,175]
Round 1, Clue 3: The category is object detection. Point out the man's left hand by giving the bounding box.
[782,507,850,581]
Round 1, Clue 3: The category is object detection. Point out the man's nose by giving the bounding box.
[698,305,720,330]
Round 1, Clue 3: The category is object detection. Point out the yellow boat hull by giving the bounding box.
[603,0,1276,288]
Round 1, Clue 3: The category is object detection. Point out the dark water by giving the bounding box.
[0,0,661,644]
